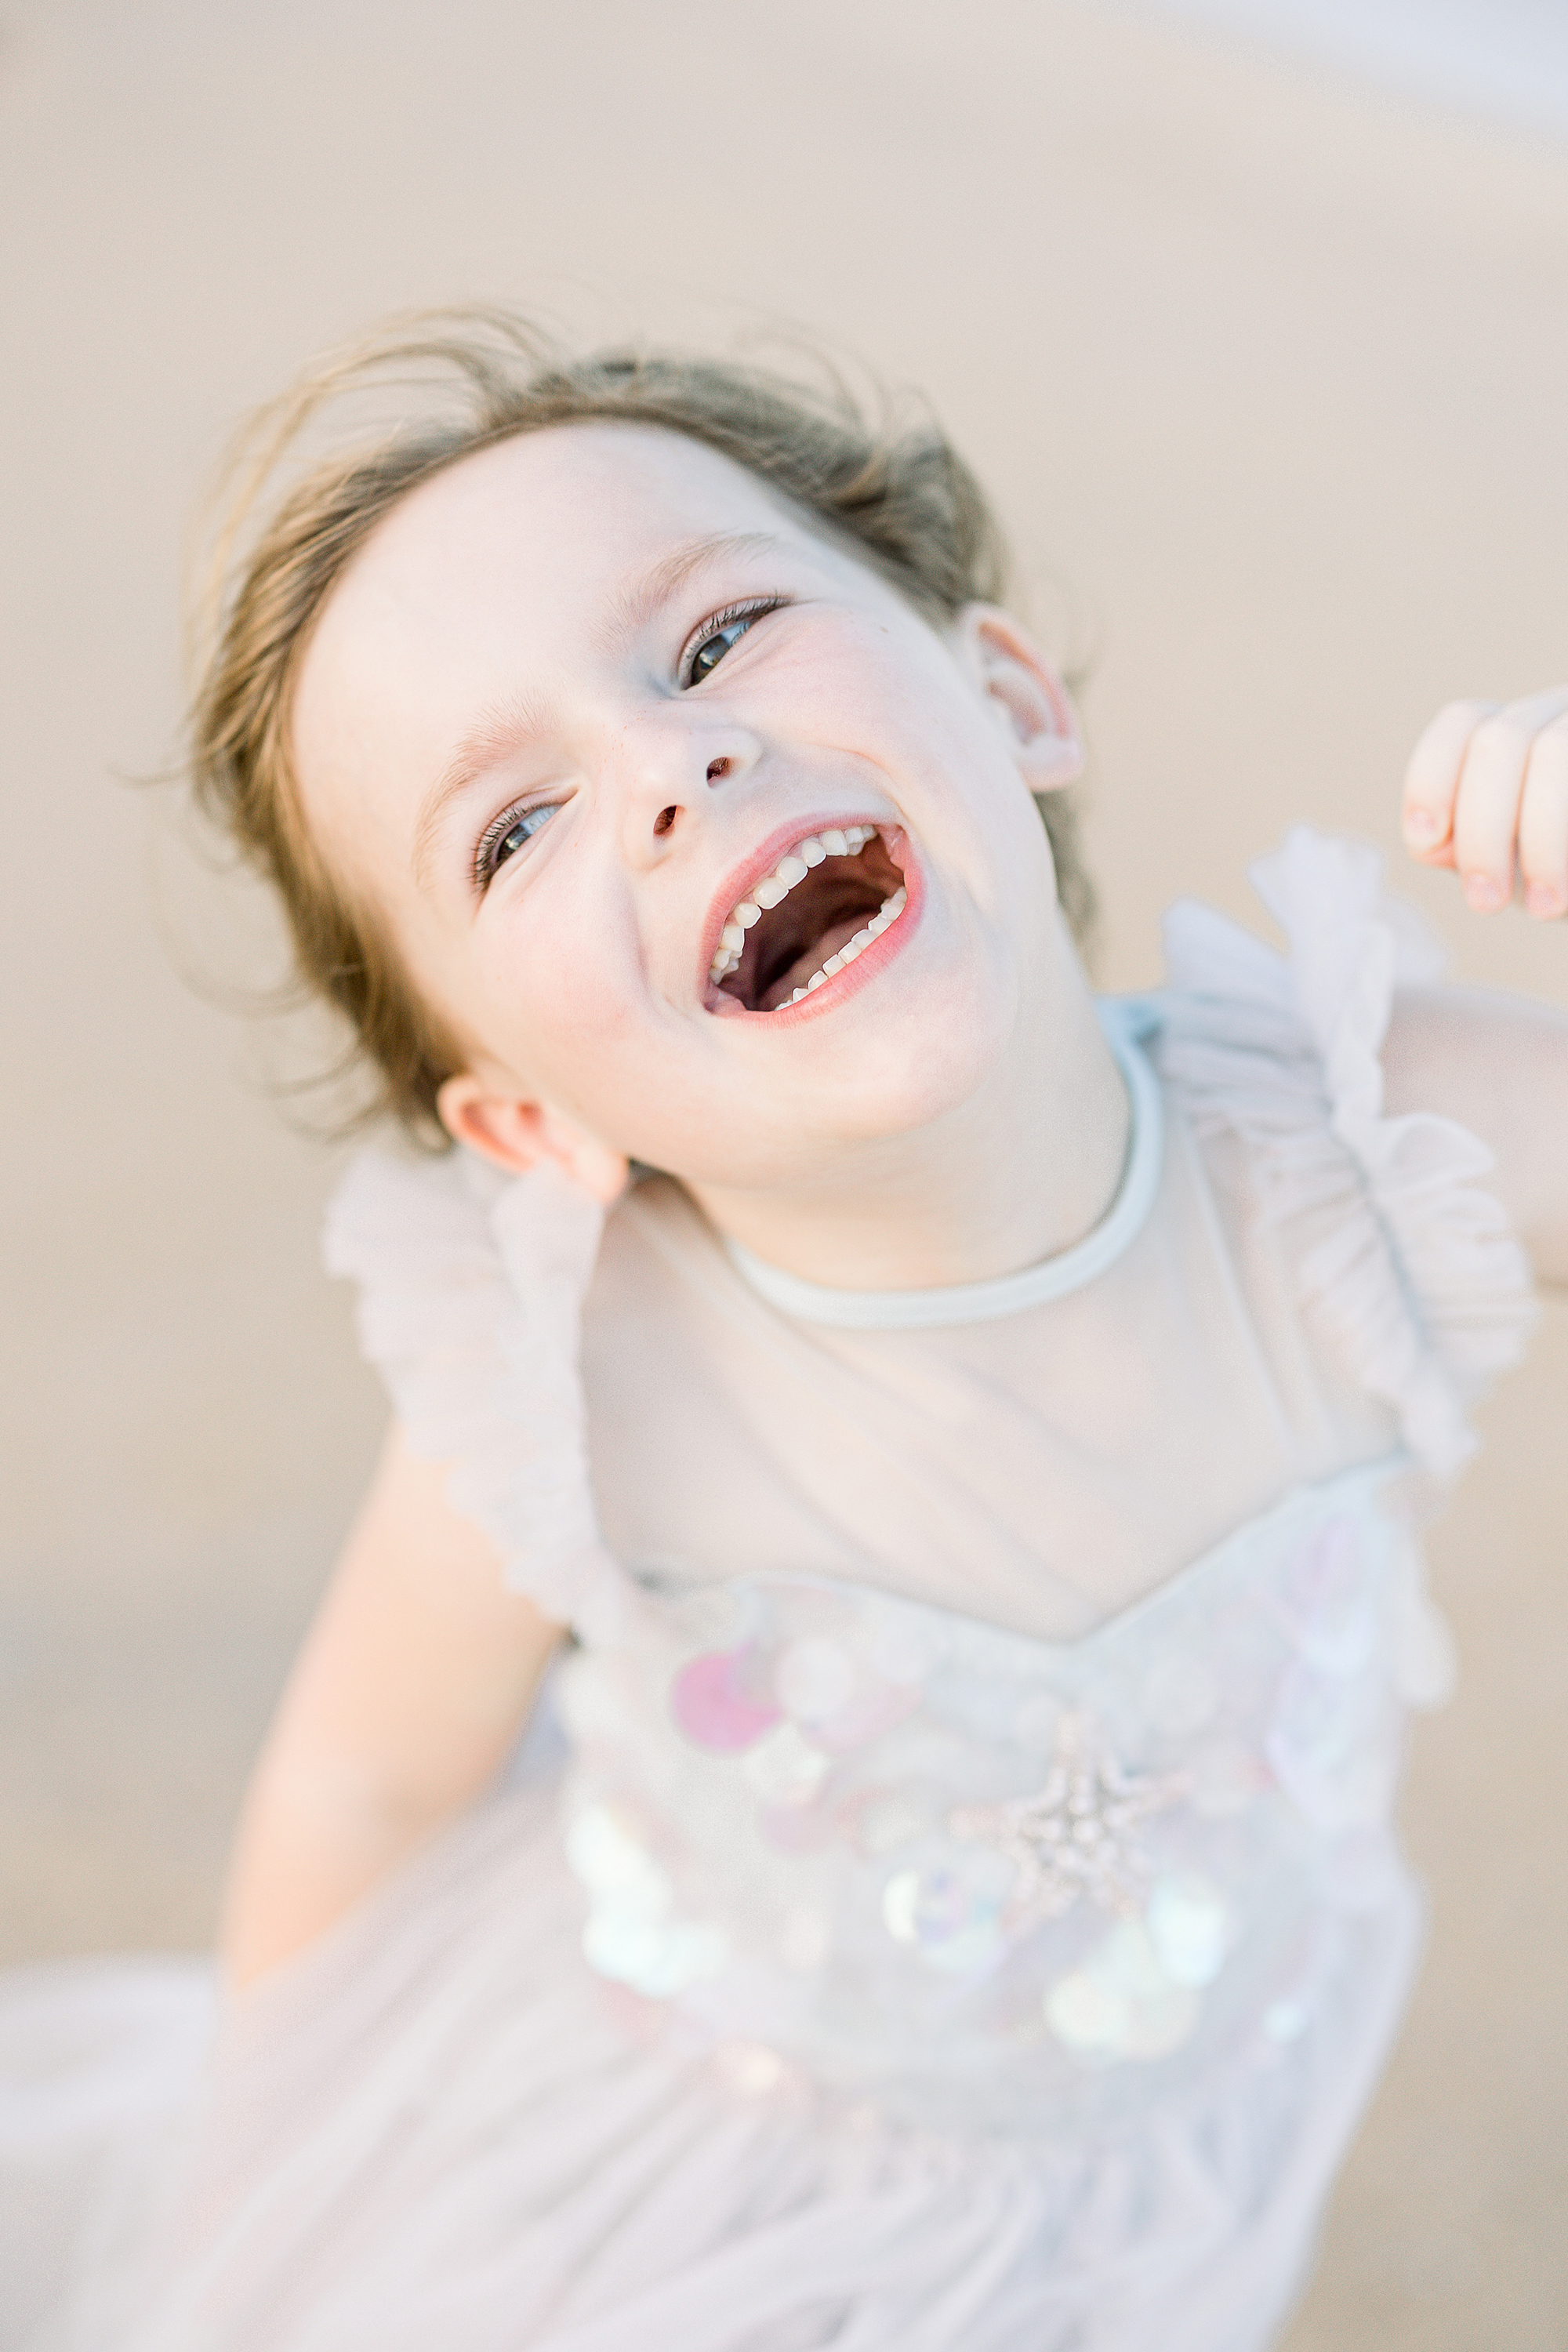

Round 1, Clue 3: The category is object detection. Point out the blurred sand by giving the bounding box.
[1,2,1564,2342]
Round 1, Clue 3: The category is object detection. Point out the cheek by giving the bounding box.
[787,622,961,749]
[459,898,663,1134]
[473,934,615,1072]
[795,628,1036,857]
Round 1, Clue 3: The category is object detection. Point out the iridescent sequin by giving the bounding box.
[882,1860,1009,1975]
[670,1646,781,1752]
[566,1802,730,1998]
[1045,1918,1201,2061]
[742,1722,831,1807]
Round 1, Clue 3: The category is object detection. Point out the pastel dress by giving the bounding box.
[0,833,1536,2352]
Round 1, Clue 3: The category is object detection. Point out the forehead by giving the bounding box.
[321,421,862,651]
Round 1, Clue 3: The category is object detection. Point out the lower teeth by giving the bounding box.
[779,887,906,1007]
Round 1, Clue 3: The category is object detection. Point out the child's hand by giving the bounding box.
[1402,686,1568,918]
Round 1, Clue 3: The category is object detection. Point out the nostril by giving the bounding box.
[653,806,677,837]
[706,758,729,784]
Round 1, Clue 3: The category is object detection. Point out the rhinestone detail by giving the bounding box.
[949,1712,1187,1926]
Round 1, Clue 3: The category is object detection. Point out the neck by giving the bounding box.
[687,942,1131,1294]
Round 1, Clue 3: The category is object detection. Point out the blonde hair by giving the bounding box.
[191,308,1091,1139]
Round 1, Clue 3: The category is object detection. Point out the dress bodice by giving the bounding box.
[322,829,1534,2141]
[555,1451,1446,2131]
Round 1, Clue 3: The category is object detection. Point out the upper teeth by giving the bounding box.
[709,825,881,983]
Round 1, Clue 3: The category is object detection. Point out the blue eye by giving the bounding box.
[688,615,755,684]
[681,597,786,688]
[477,799,558,887]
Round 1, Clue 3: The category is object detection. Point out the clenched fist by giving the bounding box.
[1403,687,1568,918]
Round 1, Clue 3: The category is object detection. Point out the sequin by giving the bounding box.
[881,1861,1008,1974]
[776,1637,857,1724]
[1146,1872,1229,1987]
[567,1806,730,1997]
[1045,1921,1200,2061]
[882,1870,921,1942]
[584,1910,729,1998]
[742,1722,831,1808]
[950,1712,1187,1927]
[670,1647,781,1752]
[565,1804,669,1906]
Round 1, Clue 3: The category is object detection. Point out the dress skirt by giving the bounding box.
[0,1750,1420,2352]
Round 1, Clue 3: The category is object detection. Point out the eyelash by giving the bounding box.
[473,797,561,892]
[678,596,788,688]
[472,597,790,891]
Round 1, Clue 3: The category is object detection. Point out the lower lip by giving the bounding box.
[707,827,923,1026]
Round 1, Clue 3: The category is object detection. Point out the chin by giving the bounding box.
[829,1000,1015,1140]
[697,989,1018,1184]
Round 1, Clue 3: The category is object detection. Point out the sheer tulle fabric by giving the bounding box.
[0,833,1534,2352]
[14,1759,1419,2352]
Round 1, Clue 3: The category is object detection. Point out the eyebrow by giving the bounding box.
[596,530,786,648]
[412,531,787,889]
[412,687,558,890]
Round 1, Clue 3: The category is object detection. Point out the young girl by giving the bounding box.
[4,311,1566,2352]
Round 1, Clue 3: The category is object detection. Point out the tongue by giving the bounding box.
[759,913,871,1010]
[718,829,909,1013]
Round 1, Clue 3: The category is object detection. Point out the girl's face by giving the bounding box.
[291,423,1080,1193]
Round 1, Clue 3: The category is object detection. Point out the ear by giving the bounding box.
[954,606,1084,791]
[436,1075,630,1204]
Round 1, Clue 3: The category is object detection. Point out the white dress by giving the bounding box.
[0,832,1536,2352]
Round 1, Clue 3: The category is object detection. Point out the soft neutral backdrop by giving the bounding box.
[2,5,1564,2345]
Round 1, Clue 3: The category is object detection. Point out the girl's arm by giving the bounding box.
[1394,685,1568,1290]
[220,1425,563,1990]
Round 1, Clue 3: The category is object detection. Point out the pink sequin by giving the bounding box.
[671,1650,782,1752]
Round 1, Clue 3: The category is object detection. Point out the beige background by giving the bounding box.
[1,3,1565,2343]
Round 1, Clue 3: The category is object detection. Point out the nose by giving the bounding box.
[612,704,760,868]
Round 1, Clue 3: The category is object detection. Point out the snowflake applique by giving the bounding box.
[949,1711,1186,1927]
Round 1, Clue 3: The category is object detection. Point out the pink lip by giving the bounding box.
[700,818,922,1024]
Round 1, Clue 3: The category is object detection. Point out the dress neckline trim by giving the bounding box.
[723,998,1164,1331]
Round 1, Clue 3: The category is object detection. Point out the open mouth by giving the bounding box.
[707,824,909,1014]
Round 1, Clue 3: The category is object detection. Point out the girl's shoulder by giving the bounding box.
[1150,826,1537,1478]
[321,1145,630,1639]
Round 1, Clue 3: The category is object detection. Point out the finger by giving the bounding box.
[1452,706,1537,909]
[1403,699,1496,862]
[1498,681,1568,736]
[1517,711,1568,919]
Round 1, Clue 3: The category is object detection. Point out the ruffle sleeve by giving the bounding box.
[1156,826,1537,1478]
[321,1147,630,1642]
